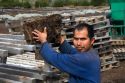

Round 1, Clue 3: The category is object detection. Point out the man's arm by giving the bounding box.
[40,42,89,78]
[59,34,77,54]
[59,40,77,54]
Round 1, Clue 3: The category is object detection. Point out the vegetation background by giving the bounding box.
[0,0,108,8]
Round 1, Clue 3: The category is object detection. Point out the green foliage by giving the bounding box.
[35,0,49,7]
[77,0,90,6]
[0,0,19,8]
[51,0,91,7]
[0,0,108,8]
[22,2,31,8]
[0,0,31,8]
[52,0,65,7]
[90,0,107,6]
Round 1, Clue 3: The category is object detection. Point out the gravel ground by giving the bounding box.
[101,60,125,83]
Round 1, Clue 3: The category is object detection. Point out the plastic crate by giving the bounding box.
[109,25,125,38]
[109,0,125,21]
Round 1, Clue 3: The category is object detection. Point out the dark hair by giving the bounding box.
[73,23,94,39]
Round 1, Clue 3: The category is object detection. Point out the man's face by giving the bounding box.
[73,28,95,52]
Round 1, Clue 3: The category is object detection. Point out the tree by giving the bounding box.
[91,0,107,6]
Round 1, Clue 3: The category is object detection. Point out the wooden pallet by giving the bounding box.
[101,61,120,72]
[100,55,114,64]
[99,51,112,58]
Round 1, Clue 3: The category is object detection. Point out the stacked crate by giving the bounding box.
[93,20,120,71]
[111,40,125,60]
[0,33,63,83]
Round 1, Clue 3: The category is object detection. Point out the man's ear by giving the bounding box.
[91,38,95,45]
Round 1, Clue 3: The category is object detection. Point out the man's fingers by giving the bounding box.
[32,31,38,36]
[33,36,38,39]
[34,29,40,33]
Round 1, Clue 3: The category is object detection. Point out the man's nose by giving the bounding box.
[77,40,81,45]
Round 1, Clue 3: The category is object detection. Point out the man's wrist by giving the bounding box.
[40,40,47,44]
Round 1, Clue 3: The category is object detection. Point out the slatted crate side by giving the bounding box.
[94,26,109,38]
[74,15,106,24]
[93,40,111,49]
[99,51,113,58]
[92,20,110,29]
[101,64,112,72]
[111,40,125,46]
[94,15,107,22]
[111,40,125,60]
[100,54,116,64]
[0,38,27,45]
[0,49,7,63]
[0,49,8,57]
[0,64,46,81]
[0,46,24,55]
[0,42,36,52]
[94,36,111,44]
[62,20,76,28]
[94,30,109,38]
[0,78,23,83]
[62,15,107,29]
[113,52,125,60]
[6,53,45,69]
[95,45,112,54]
[0,72,36,83]
[101,61,120,72]
[113,53,125,60]
[62,15,76,27]
[0,34,25,40]
[113,47,125,53]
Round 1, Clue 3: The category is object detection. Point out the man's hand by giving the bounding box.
[59,30,66,44]
[32,27,47,43]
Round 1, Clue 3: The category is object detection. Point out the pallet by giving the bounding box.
[0,49,8,57]
[101,61,120,72]
[6,52,45,70]
[111,40,125,45]
[0,63,62,83]
[0,42,36,52]
[100,55,114,64]
[93,41,111,49]
[0,46,24,55]
[113,48,125,53]
[0,34,25,40]
[95,45,112,53]
[99,51,112,58]
[113,53,125,60]
[94,26,109,38]
[94,36,111,44]
[0,38,26,44]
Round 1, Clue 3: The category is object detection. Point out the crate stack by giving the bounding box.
[0,34,62,83]
[111,40,125,60]
[93,20,120,71]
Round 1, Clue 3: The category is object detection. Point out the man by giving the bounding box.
[32,23,101,83]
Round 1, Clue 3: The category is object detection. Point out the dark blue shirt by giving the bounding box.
[40,41,101,83]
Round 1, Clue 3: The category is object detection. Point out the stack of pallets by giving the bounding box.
[0,34,63,83]
[111,40,125,60]
[93,20,120,71]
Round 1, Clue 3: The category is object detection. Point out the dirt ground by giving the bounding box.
[101,60,125,83]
